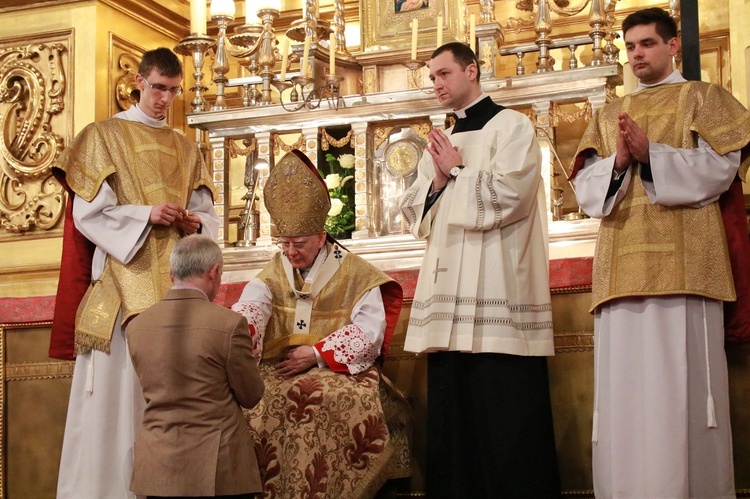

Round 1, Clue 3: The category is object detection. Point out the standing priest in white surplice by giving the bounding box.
[399,42,560,498]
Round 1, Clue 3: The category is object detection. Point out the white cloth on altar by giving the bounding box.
[57,104,219,499]
[400,104,553,356]
[572,71,739,498]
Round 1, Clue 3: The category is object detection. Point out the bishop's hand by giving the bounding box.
[275,346,317,377]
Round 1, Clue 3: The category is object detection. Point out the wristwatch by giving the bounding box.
[449,164,465,178]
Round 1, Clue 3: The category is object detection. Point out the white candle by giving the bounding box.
[411,19,418,60]
[280,37,289,81]
[190,0,207,35]
[210,0,236,18]
[329,33,336,75]
[301,36,311,77]
[437,15,443,48]
[469,14,476,52]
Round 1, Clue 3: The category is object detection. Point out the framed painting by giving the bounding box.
[360,0,462,54]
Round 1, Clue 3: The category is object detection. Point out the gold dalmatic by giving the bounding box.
[61,119,215,353]
[574,81,750,310]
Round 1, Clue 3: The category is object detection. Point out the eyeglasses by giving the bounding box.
[140,76,183,96]
[276,240,309,251]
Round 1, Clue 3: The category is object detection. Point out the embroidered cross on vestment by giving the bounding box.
[433,258,448,283]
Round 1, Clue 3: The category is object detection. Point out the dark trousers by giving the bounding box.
[426,351,561,498]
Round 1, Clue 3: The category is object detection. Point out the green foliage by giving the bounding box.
[320,154,356,239]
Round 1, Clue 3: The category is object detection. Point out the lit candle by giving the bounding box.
[190,0,207,35]
[436,15,443,48]
[210,0,236,18]
[469,13,476,52]
[280,37,289,81]
[301,36,311,78]
[411,19,418,60]
[329,33,336,75]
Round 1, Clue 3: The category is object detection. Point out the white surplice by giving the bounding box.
[400,97,554,356]
[56,104,220,499]
[572,71,738,499]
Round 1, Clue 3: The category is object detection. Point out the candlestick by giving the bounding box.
[411,19,418,60]
[280,37,289,81]
[190,0,207,35]
[469,13,476,52]
[301,36,311,77]
[437,15,443,48]
[329,33,336,75]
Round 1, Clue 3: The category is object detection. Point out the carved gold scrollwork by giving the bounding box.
[0,42,66,234]
[373,126,395,151]
[115,53,140,111]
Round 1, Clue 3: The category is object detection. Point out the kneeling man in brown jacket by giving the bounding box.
[127,234,264,499]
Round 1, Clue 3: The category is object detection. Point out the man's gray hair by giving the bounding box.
[170,235,223,281]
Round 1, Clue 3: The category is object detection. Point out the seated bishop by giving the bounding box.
[231,149,411,498]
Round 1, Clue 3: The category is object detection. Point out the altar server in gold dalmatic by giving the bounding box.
[570,8,750,498]
[50,48,219,499]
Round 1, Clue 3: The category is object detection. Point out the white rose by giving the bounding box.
[328,198,344,216]
[338,154,355,169]
[324,173,341,189]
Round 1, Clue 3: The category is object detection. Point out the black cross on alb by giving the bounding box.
[297,320,307,330]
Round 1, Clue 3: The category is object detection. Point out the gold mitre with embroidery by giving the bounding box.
[265,149,331,236]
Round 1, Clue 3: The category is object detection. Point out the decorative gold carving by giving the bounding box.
[228,137,257,158]
[364,68,376,94]
[272,133,306,156]
[109,34,145,116]
[6,361,75,382]
[550,101,592,126]
[320,128,353,151]
[374,126,395,151]
[0,40,68,234]
[409,123,431,143]
[115,53,140,111]
[553,329,595,352]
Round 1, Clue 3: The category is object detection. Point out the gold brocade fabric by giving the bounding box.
[574,82,750,310]
[59,119,215,353]
[256,244,392,360]
[244,363,411,499]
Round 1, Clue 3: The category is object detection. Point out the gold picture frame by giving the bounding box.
[360,0,462,54]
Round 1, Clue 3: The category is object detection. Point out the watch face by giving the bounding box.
[450,166,462,177]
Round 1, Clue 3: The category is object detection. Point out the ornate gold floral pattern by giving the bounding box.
[244,363,410,498]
